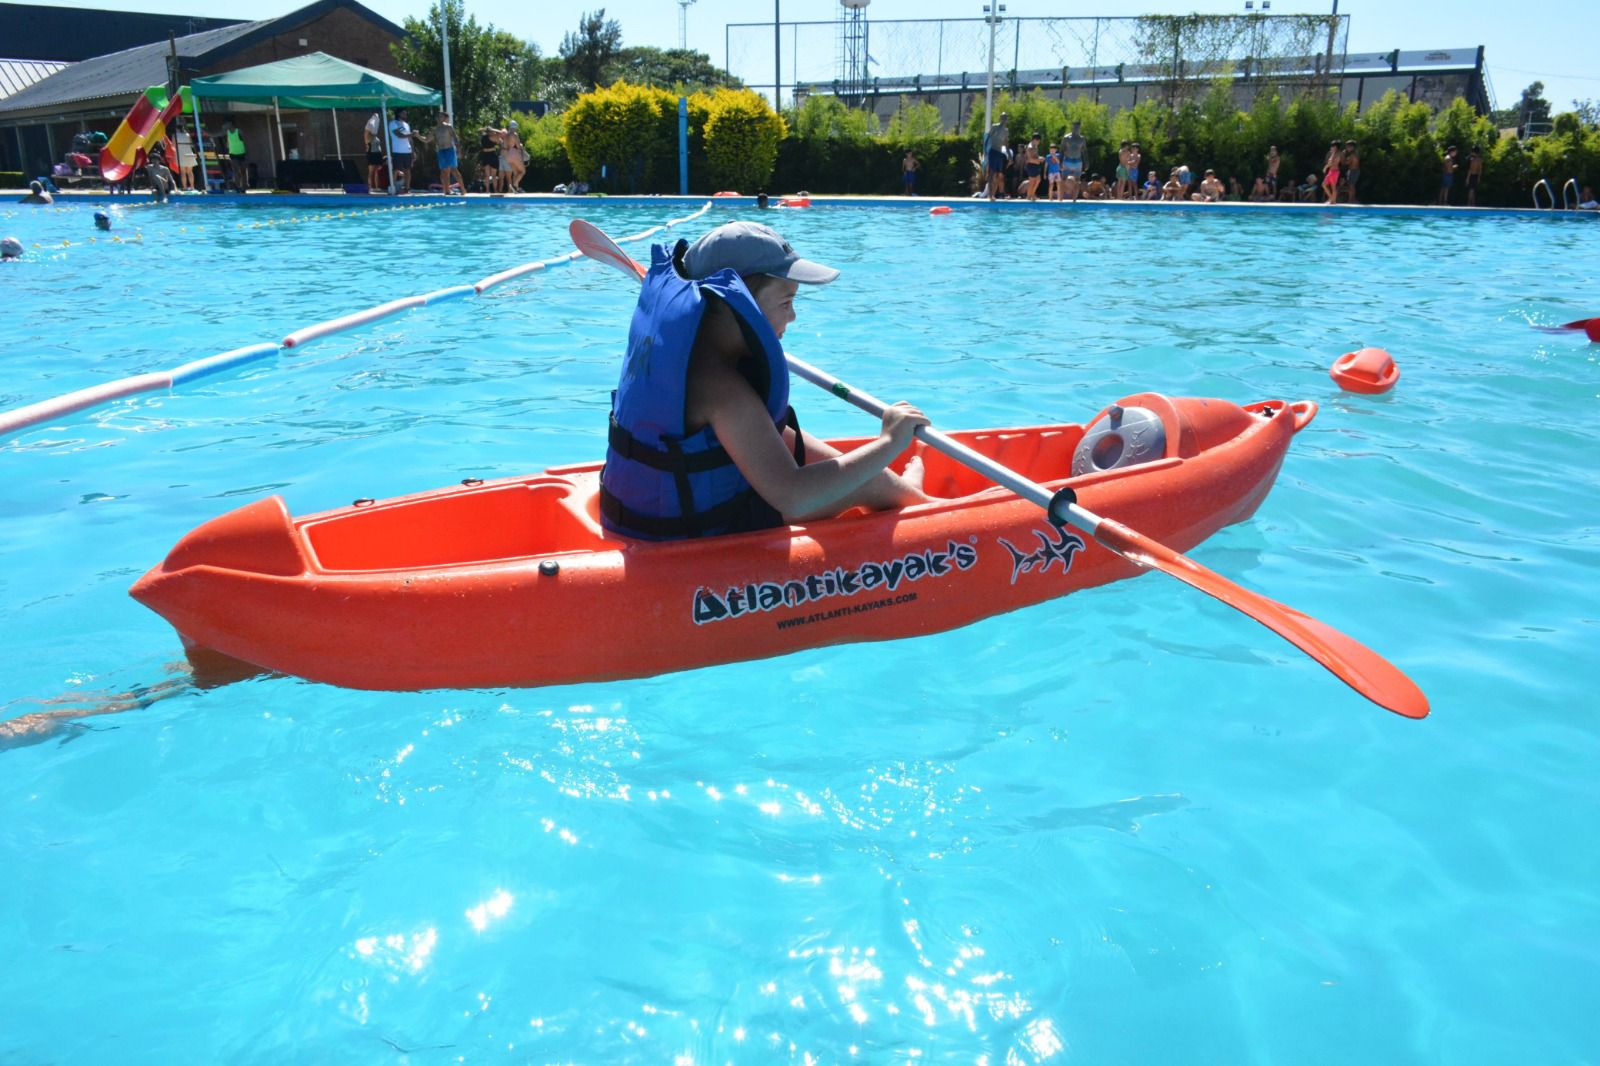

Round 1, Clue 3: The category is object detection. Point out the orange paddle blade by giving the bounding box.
[569,219,645,279]
[1094,519,1429,718]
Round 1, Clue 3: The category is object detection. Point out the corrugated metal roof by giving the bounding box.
[0,19,266,115]
[0,57,68,100]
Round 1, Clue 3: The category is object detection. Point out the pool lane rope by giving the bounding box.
[0,201,712,437]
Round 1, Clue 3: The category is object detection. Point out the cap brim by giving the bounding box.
[776,257,839,285]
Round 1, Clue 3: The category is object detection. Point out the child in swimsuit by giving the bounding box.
[1045,146,1062,201]
[1322,141,1341,204]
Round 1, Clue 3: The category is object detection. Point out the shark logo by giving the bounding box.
[998,525,1086,585]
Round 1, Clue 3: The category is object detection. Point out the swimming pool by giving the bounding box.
[2,198,1597,1063]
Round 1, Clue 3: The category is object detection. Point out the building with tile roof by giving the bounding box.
[1,0,409,180]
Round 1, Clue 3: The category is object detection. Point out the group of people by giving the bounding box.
[980,114,1376,206]
[362,110,528,195]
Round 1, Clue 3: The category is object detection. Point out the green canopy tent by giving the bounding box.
[189,52,441,192]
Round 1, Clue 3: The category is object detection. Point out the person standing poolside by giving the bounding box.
[1114,140,1132,199]
[432,112,463,194]
[1321,140,1341,204]
[1465,148,1482,207]
[223,119,247,192]
[363,112,384,189]
[477,126,501,193]
[1438,146,1457,206]
[1129,142,1143,200]
[1045,144,1062,200]
[175,124,197,191]
[901,149,920,195]
[1341,141,1361,204]
[599,221,932,540]
[983,111,1009,200]
[1023,134,1043,200]
[388,110,413,193]
[498,120,526,193]
[1266,145,1280,195]
[1059,121,1085,189]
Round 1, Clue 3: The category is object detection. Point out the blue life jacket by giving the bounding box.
[599,240,801,540]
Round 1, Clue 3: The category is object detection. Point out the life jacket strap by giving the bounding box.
[608,414,734,474]
[598,484,776,539]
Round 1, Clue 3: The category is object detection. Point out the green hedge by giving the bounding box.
[553,80,1598,204]
[0,171,25,189]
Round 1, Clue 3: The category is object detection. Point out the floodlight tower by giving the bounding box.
[838,0,870,101]
[678,0,697,51]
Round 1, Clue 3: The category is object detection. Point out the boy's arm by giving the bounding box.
[704,372,926,523]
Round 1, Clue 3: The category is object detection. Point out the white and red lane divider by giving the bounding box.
[0,201,712,437]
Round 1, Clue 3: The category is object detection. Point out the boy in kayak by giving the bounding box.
[600,221,933,539]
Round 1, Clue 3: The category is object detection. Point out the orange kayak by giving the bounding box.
[129,393,1315,690]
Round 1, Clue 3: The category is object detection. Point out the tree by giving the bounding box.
[609,47,740,92]
[392,0,525,134]
[704,89,786,193]
[1573,98,1600,128]
[1517,81,1552,133]
[561,9,624,91]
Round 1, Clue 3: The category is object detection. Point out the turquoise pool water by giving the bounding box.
[2,199,1597,1063]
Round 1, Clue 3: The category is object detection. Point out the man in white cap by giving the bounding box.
[599,221,931,540]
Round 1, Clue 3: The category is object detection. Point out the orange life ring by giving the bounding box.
[929,205,952,215]
[713,190,740,197]
[780,197,811,208]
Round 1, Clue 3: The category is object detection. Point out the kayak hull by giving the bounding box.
[130,394,1314,690]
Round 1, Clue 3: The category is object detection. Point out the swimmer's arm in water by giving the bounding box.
[701,370,933,523]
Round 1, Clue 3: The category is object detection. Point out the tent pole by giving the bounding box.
[191,94,208,192]
[381,97,394,194]
[331,106,342,160]
[273,96,286,160]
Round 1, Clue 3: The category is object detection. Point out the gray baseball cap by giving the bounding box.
[683,221,839,285]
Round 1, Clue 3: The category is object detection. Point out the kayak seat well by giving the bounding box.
[305,482,611,572]
[912,427,1082,497]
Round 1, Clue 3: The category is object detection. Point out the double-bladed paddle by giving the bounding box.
[568,218,1429,719]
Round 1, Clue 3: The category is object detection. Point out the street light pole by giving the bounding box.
[440,1,454,121]
[982,3,1004,139]
[774,0,782,110]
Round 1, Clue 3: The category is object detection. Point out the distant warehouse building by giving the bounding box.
[796,46,1491,131]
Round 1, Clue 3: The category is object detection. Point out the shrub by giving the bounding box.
[704,88,786,193]
[562,80,677,190]
[0,171,25,189]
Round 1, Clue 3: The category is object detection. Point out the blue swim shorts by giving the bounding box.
[439,146,458,169]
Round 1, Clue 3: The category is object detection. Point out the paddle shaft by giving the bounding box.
[785,354,1097,534]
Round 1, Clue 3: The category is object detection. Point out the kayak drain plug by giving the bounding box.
[539,560,560,576]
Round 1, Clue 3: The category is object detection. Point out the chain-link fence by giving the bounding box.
[728,13,1348,112]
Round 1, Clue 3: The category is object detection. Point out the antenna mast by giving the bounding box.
[678,0,698,50]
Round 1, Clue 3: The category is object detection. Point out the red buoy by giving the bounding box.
[1587,319,1600,343]
[1330,347,1400,394]
[929,205,953,215]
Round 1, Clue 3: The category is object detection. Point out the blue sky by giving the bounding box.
[52,0,1598,114]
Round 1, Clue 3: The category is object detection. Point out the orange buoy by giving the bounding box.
[780,197,811,208]
[929,205,953,215]
[712,190,740,197]
[1330,347,1400,394]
